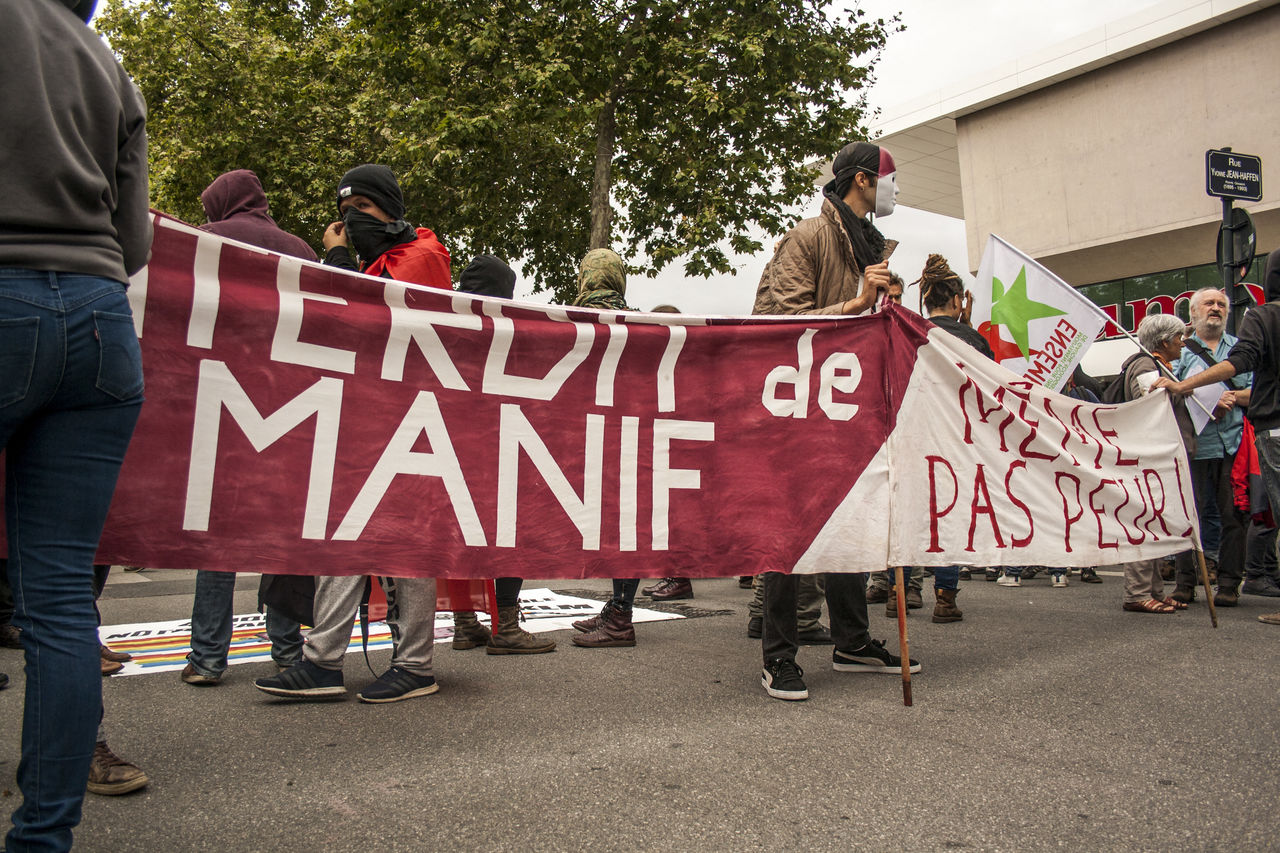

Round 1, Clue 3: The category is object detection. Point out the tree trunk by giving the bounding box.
[589,94,617,250]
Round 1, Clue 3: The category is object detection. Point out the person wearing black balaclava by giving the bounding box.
[256,165,450,704]
[320,164,451,289]
[751,140,919,702]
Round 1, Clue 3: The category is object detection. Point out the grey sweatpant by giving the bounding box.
[304,575,436,677]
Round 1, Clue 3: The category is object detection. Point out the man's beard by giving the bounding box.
[1198,316,1225,338]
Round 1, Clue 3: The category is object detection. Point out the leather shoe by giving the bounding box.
[0,624,20,649]
[101,643,132,663]
[101,657,123,677]
[1213,587,1239,607]
[1241,577,1280,597]
[865,585,889,604]
[0,672,8,690]
[905,588,924,609]
[737,576,754,589]
[650,578,693,601]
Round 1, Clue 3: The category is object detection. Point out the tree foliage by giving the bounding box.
[99,0,894,301]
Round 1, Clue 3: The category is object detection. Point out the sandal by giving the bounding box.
[1160,596,1189,610]
[1123,598,1176,613]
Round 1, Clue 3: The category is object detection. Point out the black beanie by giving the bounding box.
[458,255,516,300]
[336,164,405,221]
[58,0,98,21]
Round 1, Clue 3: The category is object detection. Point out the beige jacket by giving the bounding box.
[752,198,894,315]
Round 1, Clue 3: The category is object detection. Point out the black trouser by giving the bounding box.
[762,571,869,664]
[1244,520,1279,581]
[1176,458,1245,589]
[495,577,523,608]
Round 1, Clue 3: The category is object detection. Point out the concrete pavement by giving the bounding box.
[1,570,1276,851]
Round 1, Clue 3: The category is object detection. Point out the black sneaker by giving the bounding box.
[762,658,808,701]
[985,569,1000,582]
[254,659,346,699]
[357,666,439,703]
[833,639,921,674]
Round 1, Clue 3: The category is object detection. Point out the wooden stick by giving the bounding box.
[1194,547,1219,629]
[893,565,913,706]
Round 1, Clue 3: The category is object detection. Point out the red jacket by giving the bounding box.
[363,227,451,288]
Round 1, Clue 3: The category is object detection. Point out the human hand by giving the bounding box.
[1152,376,1189,398]
[322,221,348,251]
[960,291,974,326]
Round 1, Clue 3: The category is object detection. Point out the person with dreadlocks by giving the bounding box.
[568,249,643,647]
[918,254,994,622]
[751,141,918,701]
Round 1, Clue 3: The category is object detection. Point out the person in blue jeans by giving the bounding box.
[1,0,151,848]
[180,169,315,685]
[182,572,303,684]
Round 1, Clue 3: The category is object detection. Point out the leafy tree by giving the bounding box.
[99,0,894,301]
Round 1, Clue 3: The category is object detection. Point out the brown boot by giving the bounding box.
[650,577,693,601]
[885,586,907,618]
[572,601,635,647]
[451,611,491,650]
[101,643,132,663]
[932,588,963,623]
[486,606,555,654]
[87,741,149,795]
[101,657,123,676]
[905,587,924,609]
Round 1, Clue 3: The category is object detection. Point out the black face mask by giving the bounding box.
[343,210,412,265]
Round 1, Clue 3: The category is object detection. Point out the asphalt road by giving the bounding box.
[1,570,1276,852]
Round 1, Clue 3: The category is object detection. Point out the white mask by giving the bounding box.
[875,172,899,217]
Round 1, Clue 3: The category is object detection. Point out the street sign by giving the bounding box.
[1206,149,1262,201]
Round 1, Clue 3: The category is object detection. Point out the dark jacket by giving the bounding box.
[1227,302,1280,432]
[199,170,316,261]
[0,0,151,282]
[930,315,995,360]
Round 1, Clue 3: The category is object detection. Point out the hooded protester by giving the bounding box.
[198,170,317,261]
[321,164,451,288]
[448,256,556,655]
[572,249,629,310]
[182,171,315,692]
[567,249,642,647]
[457,254,517,299]
[1,0,150,843]
[750,140,918,703]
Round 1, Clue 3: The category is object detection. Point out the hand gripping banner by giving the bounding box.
[89,214,1197,578]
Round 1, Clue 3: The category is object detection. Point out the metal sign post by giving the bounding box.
[1206,148,1263,334]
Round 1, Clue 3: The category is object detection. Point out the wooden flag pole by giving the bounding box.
[1194,547,1219,628]
[893,565,913,706]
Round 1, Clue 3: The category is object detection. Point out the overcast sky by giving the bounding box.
[535,0,1166,314]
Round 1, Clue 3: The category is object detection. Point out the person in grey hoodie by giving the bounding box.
[0,0,151,848]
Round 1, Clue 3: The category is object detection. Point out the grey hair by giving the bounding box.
[1189,286,1227,315]
[1137,312,1185,351]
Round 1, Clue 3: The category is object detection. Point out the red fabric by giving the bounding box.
[1232,417,1274,526]
[88,213,928,578]
[362,227,451,288]
[363,577,492,620]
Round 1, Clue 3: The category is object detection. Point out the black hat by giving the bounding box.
[58,0,98,21]
[458,255,516,300]
[336,164,405,221]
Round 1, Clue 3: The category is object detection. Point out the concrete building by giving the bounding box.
[869,0,1278,372]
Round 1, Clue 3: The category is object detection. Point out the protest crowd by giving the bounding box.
[3,0,1280,849]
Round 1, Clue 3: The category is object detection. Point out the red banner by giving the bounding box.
[97,215,927,578]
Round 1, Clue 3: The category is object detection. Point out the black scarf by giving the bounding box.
[822,177,886,273]
[343,210,415,267]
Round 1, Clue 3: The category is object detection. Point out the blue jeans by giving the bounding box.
[1,270,143,853]
[187,570,302,676]
[933,566,961,590]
